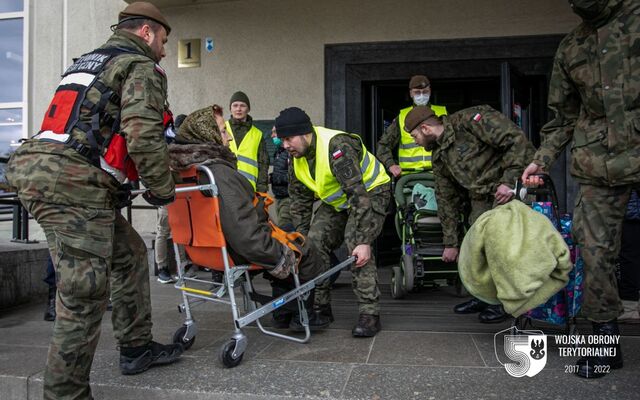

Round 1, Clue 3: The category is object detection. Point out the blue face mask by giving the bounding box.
[272,137,283,146]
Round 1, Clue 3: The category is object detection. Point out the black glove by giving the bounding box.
[114,183,134,209]
[142,191,175,206]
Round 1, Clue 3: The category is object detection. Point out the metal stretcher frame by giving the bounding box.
[160,164,354,367]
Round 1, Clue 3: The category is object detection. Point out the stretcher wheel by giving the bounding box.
[391,266,405,299]
[220,339,244,368]
[172,325,195,350]
[401,254,415,292]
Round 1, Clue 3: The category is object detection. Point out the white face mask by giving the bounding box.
[413,93,430,106]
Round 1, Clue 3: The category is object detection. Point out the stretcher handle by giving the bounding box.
[130,184,215,196]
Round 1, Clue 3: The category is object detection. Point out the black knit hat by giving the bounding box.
[229,91,250,110]
[274,107,313,138]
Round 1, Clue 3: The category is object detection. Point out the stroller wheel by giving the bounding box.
[220,339,244,368]
[391,266,406,299]
[172,325,196,350]
[401,254,415,292]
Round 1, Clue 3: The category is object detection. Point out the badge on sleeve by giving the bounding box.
[332,149,344,160]
[472,113,482,122]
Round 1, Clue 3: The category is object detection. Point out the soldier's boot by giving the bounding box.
[43,287,56,322]
[352,314,381,337]
[271,283,293,329]
[120,341,184,375]
[289,292,331,332]
[576,320,623,379]
[315,303,334,323]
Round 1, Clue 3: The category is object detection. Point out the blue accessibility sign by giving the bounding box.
[205,37,214,53]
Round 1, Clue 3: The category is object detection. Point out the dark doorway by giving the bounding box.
[325,35,577,265]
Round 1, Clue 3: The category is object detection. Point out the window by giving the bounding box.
[0,0,27,159]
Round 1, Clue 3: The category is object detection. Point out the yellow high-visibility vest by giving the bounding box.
[293,126,390,211]
[226,120,262,190]
[397,104,447,174]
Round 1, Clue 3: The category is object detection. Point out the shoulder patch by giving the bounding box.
[332,149,344,160]
[154,63,166,76]
[472,113,482,122]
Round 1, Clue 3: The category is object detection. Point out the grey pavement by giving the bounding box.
[1,265,640,400]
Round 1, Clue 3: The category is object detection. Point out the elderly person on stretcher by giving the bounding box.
[168,104,332,331]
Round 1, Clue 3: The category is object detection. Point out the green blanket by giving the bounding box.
[458,200,572,317]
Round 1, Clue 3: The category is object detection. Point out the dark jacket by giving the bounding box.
[271,146,290,199]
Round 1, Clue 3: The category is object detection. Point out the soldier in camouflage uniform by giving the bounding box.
[5,3,183,399]
[376,75,448,178]
[275,107,391,337]
[522,0,640,379]
[404,105,535,323]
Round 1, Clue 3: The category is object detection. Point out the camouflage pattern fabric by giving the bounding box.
[530,0,640,322]
[276,196,293,229]
[533,0,640,187]
[376,117,403,170]
[432,105,535,247]
[23,201,152,400]
[5,30,171,399]
[289,133,391,314]
[573,184,640,321]
[178,106,223,145]
[228,116,269,193]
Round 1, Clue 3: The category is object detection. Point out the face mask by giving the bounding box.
[272,136,283,146]
[413,93,430,106]
[569,0,609,21]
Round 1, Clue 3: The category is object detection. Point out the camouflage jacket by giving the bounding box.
[289,132,391,245]
[227,116,269,193]
[534,0,640,186]
[6,30,173,208]
[376,117,403,169]
[178,106,223,145]
[433,105,535,247]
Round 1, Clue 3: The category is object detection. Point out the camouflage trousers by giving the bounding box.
[275,197,293,229]
[22,200,152,400]
[309,190,391,315]
[573,183,640,322]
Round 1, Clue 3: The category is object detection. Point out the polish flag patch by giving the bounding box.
[472,113,482,122]
[332,149,344,160]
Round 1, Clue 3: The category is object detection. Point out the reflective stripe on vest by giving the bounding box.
[293,126,390,211]
[226,121,262,190]
[398,104,447,174]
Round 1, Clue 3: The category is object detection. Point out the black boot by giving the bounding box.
[453,298,488,314]
[478,304,510,323]
[352,314,381,337]
[289,291,331,332]
[120,341,184,375]
[315,303,334,323]
[43,287,56,321]
[271,283,293,329]
[576,320,623,379]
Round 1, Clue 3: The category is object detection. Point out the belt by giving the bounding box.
[37,131,94,159]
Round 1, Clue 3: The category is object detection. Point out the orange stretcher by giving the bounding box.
[162,164,353,367]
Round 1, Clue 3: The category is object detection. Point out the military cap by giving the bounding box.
[404,106,437,132]
[230,91,251,110]
[275,107,313,138]
[118,1,172,34]
[409,75,430,89]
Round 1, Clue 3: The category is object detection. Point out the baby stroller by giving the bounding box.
[156,164,353,367]
[390,171,461,299]
[512,174,583,335]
